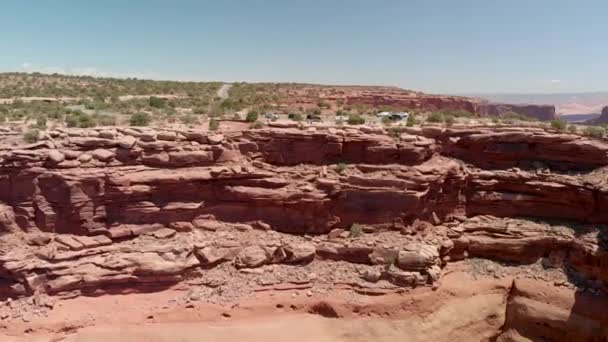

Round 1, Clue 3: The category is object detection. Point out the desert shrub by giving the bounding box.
[444,115,455,127]
[65,111,96,128]
[550,119,567,131]
[288,113,303,121]
[95,114,117,126]
[502,111,535,121]
[23,129,39,143]
[426,112,444,123]
[387,126,406,138]
[491,117,500,124]
[567,125,577,134]
[232,113,241,120]
[250,121,265,129]
[445,110,474,118]
[347,113,365,125]
[335,162,347,174]
[406,113,415,127]
[583,126,604,139]
[502,119,514,125]
[180,114,198,125]
[130,112,151,126]
[148,96,166,108]
[209,119,220,131]
[35,116,47,129]
[246,110,259,122]
[349,223,362,238]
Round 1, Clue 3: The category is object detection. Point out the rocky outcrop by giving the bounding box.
[588,105,608,124]
[479,102,557,121]
[0,125,607,317]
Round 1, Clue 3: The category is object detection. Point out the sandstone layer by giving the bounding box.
[1,124,607,340]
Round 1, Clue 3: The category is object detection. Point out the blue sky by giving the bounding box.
[0,0,606,94]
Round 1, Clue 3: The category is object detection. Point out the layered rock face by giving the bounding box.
[1,124,608,339]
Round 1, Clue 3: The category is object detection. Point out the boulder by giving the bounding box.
[47,150,65,164]
[234,246,269,268]
[92,149,115,162]
[118,135,137,149]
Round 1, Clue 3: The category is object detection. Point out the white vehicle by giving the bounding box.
[392,112,409,121]
[264,112,279,120]
[376,111,391,118]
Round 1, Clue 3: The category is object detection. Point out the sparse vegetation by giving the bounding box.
[209,119,220,131]
[23,129,39,143]
[335,162,347,174]
[426,112,444,123]
[567,125,577,134]
[246,110,259,123]
[35,116,47,129]
[583,126,605,139]
[288,113,303,121]
[65,111,96,128]
[550,119,567,131]
[349,223,362,238]
[444,115,455,127]
[129,112,151,126]
[347,113,365,125]
[406,113,415,127]
[250,121,265,129]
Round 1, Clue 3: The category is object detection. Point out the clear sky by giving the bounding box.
[1,0,606,94]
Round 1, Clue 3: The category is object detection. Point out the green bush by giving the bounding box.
[65,111,96,128]
[250,121,265,129]
[444,115,455,127]
[288,113,303,121]
[246,111,259,122]
[502,111,535,121]
[349,223,362,238]
[427,112,444,123]
[583,126,604,139]
[347,113,365,125]
[406,113,415,127]
[180,114,198,125]
[23,129,39,143]
[130,112,151,126]
[209,119,220,131]
[148,96,166,108]
[567,125,577,134]
[35,116,47,129]
[95,114,117,126]
[335,162,347,174]
[550,119,567,131]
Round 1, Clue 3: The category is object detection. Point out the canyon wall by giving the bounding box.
[1,124,607,340]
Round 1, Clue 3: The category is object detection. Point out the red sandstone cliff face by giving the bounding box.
[1,125,607,340]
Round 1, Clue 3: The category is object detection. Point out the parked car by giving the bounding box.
[264,112,279,120]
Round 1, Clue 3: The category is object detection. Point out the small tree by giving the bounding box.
[246,110,259,122]
[130,112,151,126]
